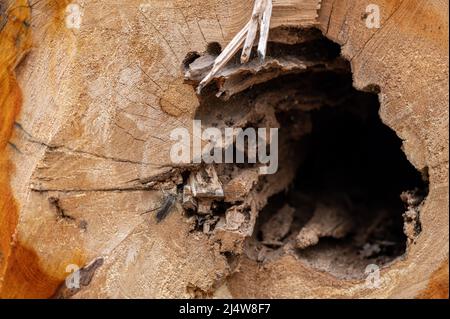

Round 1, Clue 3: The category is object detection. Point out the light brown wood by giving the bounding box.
[0,0,447,299]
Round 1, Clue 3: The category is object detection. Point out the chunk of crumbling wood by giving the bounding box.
[223,168,259,203]
[182,185,198,211]
[296,201,354,249]
[189,165,224,199]
[261,204,295,246]
[185,53,348,100]
[188,165,224,215]
[401,189,425,245]
[214,206,251,254]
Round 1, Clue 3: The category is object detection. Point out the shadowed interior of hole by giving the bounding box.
[189,28,429,280]
[255,77,428,279]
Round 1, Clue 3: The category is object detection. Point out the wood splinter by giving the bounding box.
[197,0,272,94]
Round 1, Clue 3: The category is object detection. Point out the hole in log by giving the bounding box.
[253,79,428,278]
[182,27,429,280]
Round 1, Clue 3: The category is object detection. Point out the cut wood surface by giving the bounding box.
[0,0,448,298]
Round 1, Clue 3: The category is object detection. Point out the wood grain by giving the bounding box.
[0,0,447,298]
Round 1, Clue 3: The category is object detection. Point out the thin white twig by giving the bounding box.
[197,0,273,93]
[241,0,265,63]
[197,21,251,94]
[257,0,272,60]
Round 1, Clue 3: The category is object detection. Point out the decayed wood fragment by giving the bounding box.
[296,201,354,249]
[223,168,259,203]
[189,165,224,199]
[188,165,224,215]
[186,55,348,99]
[261,205,295,246]
[182,185,198,211]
